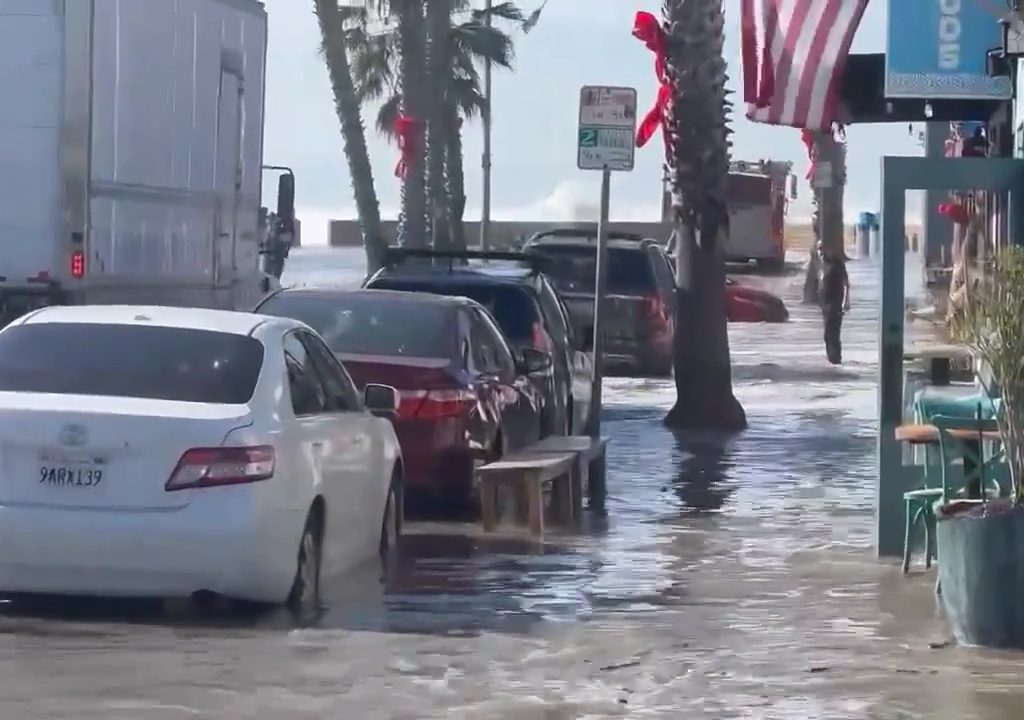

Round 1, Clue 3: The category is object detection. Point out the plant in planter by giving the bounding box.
[938,246,1024,649]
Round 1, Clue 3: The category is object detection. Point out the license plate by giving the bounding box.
[37,449,105,488]
[38,465,104,488]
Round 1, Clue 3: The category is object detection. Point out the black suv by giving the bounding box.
[523,229,676,377]
[363,249,594,437]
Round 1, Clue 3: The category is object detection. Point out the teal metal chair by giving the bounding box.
[902,409,1004,574]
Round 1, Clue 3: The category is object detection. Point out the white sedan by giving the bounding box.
[0,305,403,618]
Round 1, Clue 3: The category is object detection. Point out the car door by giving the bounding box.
[299,330,381,571]
[474,308,540,450]
[553,288,593,434]
[534,280,573,432]
[281,330,333,518]
[649,246,678,318]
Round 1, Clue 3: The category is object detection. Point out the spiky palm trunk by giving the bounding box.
[812,129,847,362]
[314,0,387,272]
[802,190,821,304]
[445,108,468,249]
[663,0,745,431]
[426,0,453,249]
[397,0,429,247]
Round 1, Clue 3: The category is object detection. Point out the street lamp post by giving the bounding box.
[480,0,492,251]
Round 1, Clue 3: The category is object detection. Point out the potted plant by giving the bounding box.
[938,246,1024,649]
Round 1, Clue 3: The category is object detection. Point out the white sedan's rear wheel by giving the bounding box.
[287,509,323,623]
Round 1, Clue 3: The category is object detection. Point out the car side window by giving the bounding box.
[536,281,569,348]
[283,331,327,416]
[650,247,676,292]
[475,309,517,377]
[299,331,361,412]
[468,311,499,373]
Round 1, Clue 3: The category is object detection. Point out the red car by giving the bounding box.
[725,277,789,323]
[254,288,550,504]
[666,255,788,323]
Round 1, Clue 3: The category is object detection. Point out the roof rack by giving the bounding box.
[381,247,552,273]
[526,228,649,243]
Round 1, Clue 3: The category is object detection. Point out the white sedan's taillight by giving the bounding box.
[165,446,275,491]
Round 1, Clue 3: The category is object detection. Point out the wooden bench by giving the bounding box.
[476,452,577,536]
[895,423,1000,445]
[524,435,608,516]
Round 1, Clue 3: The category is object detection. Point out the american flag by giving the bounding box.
[741,0,869,130]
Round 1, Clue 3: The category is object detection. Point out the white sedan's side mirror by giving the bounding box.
[364,383,399,419]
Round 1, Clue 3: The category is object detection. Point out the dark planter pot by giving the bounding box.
[936,502,1024,649]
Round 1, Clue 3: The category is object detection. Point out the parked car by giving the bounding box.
[363,250,593,437]
[523,230,676,377]
[254,288,550,503]
[665,254,789,323]
[0,305,403,617]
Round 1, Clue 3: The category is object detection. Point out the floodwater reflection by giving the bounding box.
[671,433,737,516]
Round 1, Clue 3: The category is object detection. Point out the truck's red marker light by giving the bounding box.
[70,251,85,279]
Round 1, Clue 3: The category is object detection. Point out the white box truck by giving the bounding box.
[0,0,294,321]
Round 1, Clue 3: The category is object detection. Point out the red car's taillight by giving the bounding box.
[398,389,476,420]
[165,446,275,491]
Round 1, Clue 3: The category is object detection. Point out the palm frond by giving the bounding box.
[447,75,486,122]
[471,1,525,23]
[450,21,514,68]
[376,93,403,141]
[521,0,546,33]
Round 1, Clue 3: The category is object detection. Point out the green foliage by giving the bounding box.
[953,247,1024,502]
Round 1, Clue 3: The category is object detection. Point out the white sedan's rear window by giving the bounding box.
[0,322,263,403]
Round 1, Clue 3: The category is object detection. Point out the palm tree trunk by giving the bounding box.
[397,0,429,248]
[802,191,821,304]
[426,0,453,250]
[445,109,468,249]
[314,0,387,273]
[813,129,847,363]
[662,0,746,431]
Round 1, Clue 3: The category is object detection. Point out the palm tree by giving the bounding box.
[351,4,519,248]
[314,0,387,273]
[426,0,454,248]
[395,0,429,248]
[662,0,746,431]
[812,127,848,363]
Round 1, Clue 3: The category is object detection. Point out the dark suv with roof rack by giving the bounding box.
[363,249,594,438]
[523,229,676,377]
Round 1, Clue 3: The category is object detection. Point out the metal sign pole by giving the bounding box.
[586,166,611,438]
[479,0,493,252]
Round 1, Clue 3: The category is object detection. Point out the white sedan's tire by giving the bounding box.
[287,508,323,623]
[379,472,402,564]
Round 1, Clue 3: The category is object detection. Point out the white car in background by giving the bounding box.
[0,305,403,619]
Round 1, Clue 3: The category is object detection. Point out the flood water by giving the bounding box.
[2,249,1024,718]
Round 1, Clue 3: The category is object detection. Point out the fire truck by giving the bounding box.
[662,159,795,272]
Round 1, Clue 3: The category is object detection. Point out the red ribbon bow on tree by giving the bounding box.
[632,11,671,153]
[393,114,418,179]
[938,202,969,225]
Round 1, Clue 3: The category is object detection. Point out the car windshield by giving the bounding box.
[258,293,454,358]
[0,323,263,403]
[529,244,655,294]
[368,278,540,340]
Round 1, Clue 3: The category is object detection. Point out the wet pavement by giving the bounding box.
[3,250,1024,718]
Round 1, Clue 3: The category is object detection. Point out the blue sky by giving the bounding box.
[262,0,921,244]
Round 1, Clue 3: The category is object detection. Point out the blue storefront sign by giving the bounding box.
[885,0,1012,99]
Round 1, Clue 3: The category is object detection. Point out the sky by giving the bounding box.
[261,0,923,245]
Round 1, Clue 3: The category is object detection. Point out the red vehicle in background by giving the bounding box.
[254,288,550,504]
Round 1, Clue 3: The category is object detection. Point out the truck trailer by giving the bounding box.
[0,0,293,321]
